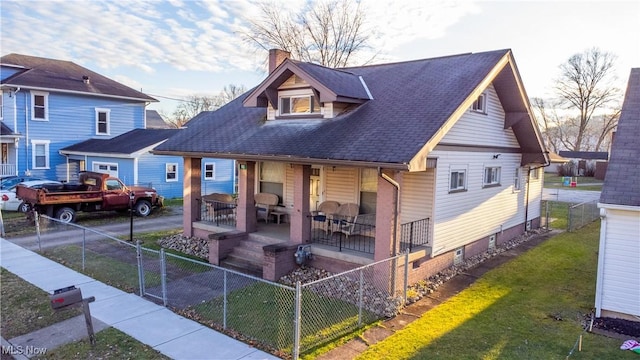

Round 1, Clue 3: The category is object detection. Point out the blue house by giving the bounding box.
[0,53,236,200]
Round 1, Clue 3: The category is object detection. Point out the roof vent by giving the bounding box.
[82,75,90,84]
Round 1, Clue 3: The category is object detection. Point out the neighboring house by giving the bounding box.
[155,49,549,282]
[596,68,640,321]
[558,150,608,177]
[544,151,570,174]
[0,54,236,199]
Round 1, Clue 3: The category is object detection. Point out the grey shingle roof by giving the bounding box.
[1,53,156,102]
[146,110,171,129]
[600,68,640,206]
[558,151,608,160]
[156,49,542,167]
[61,129,179,155]
[0,122,19,135]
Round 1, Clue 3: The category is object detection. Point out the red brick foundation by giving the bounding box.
[263,244,299,281]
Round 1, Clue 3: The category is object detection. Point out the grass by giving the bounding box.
[0,269,168,359]
[355,222,635,360]
[544,173,603,191]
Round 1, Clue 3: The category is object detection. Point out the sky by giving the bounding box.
[1,0,639,116]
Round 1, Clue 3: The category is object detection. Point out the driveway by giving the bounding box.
[542,188,601,203]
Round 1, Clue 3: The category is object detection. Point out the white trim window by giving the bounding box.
[31,91,49,121]
[279,89,321,116]
[530,167,540,180]
[484,166,501,187]
[166,163,178,182]
[513,167,522,191]
[95,108,110,135]
[204,162,216,180]
[471,92,487,114]
[31,140,50,169]
[449,168,467,192]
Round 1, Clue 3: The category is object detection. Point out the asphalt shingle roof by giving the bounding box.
[156,49,533,166]
[62,129,179,155]
[558,151,608,160]
[600,68,640,206]
[1,53,156,102]
[146,110,171,129]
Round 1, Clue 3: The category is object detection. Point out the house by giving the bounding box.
[558,150,608,178]
[595,68,640,321]
[154,49,549,282]
[544,151,570,174]
[0,54,236,200]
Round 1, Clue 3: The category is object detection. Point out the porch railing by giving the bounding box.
[0,163,16,177]
[400,218,431,252]
[199,199,237,227]
[310,214,376,254]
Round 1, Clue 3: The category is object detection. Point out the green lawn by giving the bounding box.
[544,173,603,191]
[355,222,633,360]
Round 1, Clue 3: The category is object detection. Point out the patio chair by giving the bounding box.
[339,213,376,239]
[254,192,279,223]
[311,200,340,234]
[330,202,360,233]
[202,193,236,220]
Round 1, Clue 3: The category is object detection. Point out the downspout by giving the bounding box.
[379,169,400,256]
[12,87,20,175]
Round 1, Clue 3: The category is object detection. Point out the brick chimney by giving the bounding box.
[268,49,290,73]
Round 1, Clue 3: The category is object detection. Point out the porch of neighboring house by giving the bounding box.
[183,158,433,280]
[0,142,17,177]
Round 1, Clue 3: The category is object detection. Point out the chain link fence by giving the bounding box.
[568,200,600,232]
[30,213,409,358]
[540,200,600,232]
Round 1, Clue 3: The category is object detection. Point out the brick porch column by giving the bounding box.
[236,161,256,233]
[290,164,311,244]
[183,157,201,237]
[374,170,402,261]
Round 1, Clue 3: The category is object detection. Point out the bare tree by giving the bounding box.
[553,48,620,151]
[163,84,247,128]
[242,0,373,67]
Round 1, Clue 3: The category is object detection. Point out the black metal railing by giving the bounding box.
[200,199,237,227]
[400,218,430,252]
[309,214,376,254]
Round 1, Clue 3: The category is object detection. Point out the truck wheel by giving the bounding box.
[55,207,76,223]
[18,202,32,213]
[134,200,152,217]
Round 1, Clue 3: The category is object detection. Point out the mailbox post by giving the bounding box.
[50,286,96,345]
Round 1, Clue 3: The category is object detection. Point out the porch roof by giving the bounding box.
[154,49,547,169]
[61,129,180,157]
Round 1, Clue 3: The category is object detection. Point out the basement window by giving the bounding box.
[454,247,464,265]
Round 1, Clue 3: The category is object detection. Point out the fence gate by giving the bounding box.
[138,244,166,305]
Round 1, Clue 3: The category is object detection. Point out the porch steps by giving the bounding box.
[219,234,284,278]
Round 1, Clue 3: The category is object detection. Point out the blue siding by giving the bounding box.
[202,158,236,195]
[137,152,184,199]
[8,89,146,180]
[1,66,23,81]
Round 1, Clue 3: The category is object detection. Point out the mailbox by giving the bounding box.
[50,286,83,310]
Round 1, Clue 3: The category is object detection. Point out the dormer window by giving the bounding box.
[280,95,321,115]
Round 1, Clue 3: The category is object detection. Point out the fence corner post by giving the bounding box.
[136,240,144,296]
[160,248,167,306]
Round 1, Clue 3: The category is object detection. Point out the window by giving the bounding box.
[488,234,496,250]
[514,167,521,191]
[204,162,216,180]
[280,95,321,115]
[260,161,284,203]
[449,169,467,192]
[359,168,377,214]
[166,163,178,182]
[31,140,50,169]
[484,167,501,187]
[0,92,3,120]
[471,93,487,113]
[454,247,464,265]
[96,108,110,135]
[31,91,48,120]
[93,162,118,177]
[530,167,540,180]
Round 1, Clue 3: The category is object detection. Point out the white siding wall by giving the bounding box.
[600,208,640,317]
[440,84,519,148]
[325,167,358,204]
[527,168,543,222]
[401,170,435,223]
[284,165,294,208]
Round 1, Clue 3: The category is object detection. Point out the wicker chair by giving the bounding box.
[254,192,279,223]
[311,201,340,234]
[330,203,360,233]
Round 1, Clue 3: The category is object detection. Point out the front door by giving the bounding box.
[310,167,321,211]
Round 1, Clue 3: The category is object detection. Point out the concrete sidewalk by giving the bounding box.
[0,238,280,360]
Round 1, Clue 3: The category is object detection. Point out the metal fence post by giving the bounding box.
[82,229,86,271]
[223,270,227,330]
[358,269,364,326]
[293,281,302,360]
[404,250,409,304]
[35,212,42,252]
[160,248,167,306]
[568,203,573,232]
[136,240,145,296]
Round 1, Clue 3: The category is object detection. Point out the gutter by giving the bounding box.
[379,169,400,257]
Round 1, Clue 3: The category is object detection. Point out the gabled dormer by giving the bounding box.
[243,49,372,120]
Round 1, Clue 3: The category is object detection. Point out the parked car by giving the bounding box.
[0,179,62,212]
[0,176,47,190]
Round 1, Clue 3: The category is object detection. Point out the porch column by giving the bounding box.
[237,161,256,233]
[374,170,402,261]
[290,164,311,244]
[183,157,201,237]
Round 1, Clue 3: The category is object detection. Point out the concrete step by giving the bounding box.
[231,245,263,263]
[247,233,286,245]
[220,255,262,277]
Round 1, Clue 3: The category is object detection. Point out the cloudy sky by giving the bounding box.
[2,0,638,115]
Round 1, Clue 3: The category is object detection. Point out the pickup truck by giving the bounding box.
[16,171,163,223]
